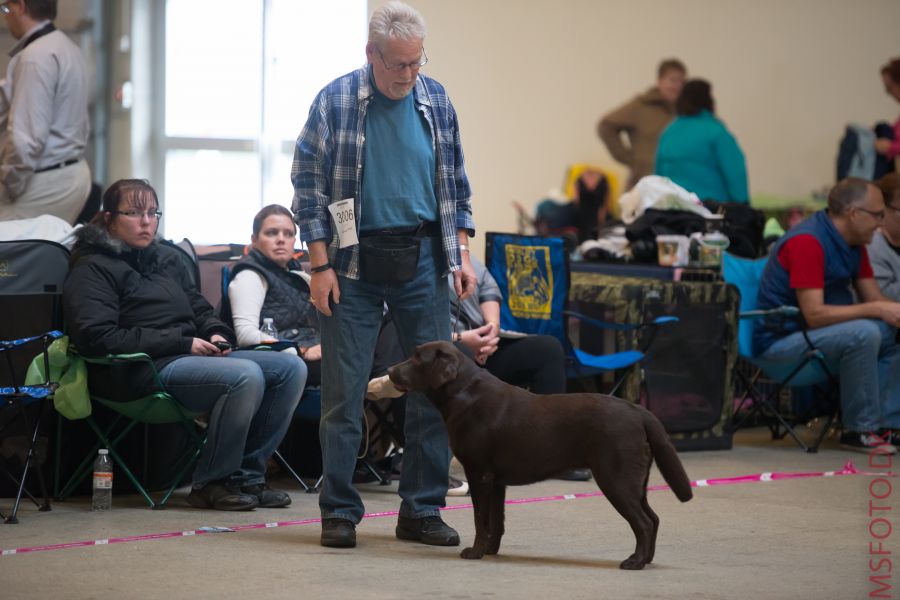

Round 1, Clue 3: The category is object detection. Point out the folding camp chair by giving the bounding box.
[55,352,208,509]
[721,252,838,452]
[0,331,61,523]
[0,239,70,523]
[484,232,677,396]
[55,239,211,508]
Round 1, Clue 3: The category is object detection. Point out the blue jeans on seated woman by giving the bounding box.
[159,350,306,488]
[757,318,900,432]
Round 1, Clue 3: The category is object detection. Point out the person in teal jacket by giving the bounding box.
[655,79,749,203]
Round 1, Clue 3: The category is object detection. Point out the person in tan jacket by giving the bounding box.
[598,59,686,191]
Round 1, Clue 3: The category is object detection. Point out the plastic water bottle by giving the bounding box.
[92,449,113,512]
[260,317,278,340]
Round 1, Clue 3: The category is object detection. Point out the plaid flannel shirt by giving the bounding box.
[290,66,475,280]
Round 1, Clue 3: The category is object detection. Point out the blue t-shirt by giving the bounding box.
[360,69,437,230]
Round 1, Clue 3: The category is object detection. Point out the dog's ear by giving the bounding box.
[429,348,459,389]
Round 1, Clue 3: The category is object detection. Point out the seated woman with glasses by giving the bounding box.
[63,179,307,511]
[225,204,321,387]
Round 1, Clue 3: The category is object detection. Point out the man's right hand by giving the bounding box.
[310,268,340,317]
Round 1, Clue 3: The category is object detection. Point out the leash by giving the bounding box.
[452,291,463,341]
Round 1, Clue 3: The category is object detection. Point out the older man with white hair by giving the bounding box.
[292,1,477,549]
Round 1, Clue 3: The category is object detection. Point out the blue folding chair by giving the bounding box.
[485,232,677,395]
[0,331,62,523]
[0,239,70,523]
[721,252,838,452]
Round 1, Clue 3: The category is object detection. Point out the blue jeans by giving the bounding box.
[758,319,900,431]
[159,350,306,488]
[318,236,451,523]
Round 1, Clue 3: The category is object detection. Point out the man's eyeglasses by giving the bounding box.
[114,209,163,220]
[855,206,885,221]
[377,47,428,72]
[0,2,12,15]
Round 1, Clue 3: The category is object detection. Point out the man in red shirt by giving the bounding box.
[756,178,900,452]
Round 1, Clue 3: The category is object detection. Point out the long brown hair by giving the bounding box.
[91,179,159,229]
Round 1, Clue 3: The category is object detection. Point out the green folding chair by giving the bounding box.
[55,352,207,509]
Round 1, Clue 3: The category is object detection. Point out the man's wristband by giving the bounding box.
[459,244,470,253]
[310,263,333,273]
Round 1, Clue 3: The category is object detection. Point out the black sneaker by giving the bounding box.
[396,515,460,546]
[321,518,357,548]
[840,431,897,454]
[242,484,291,508]
[186,480,259,511]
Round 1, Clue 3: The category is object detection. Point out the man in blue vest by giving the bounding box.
[756,178,900,453]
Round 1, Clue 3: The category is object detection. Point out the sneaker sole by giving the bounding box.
[320,536,357,548]
[187,496,259,511]
[212,501,259,511]
[321,532,357,548]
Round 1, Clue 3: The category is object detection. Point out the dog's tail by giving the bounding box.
[644,413,693,502]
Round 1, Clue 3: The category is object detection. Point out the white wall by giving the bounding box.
[401,0,900,256]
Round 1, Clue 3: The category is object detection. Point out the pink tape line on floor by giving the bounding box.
[0,460,885,556]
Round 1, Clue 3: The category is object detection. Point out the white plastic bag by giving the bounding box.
[618,175,712,224]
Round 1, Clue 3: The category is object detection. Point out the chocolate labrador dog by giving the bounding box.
[388,341,693,570]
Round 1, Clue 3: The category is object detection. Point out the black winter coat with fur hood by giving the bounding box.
[63,224,235,400]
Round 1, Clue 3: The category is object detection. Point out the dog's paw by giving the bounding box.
[619,555,647,570]
[460,547,485,560]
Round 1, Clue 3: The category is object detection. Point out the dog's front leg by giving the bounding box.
[485,483,506,555]
[461,476,493,559]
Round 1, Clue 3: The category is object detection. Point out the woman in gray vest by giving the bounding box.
[228,205,321,386]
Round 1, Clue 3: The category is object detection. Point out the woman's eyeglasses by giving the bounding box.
[114,209,163,220]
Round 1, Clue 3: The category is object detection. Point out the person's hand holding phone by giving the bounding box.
[208,334,232,356]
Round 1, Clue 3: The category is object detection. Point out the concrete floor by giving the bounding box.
[0,427,891,600]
